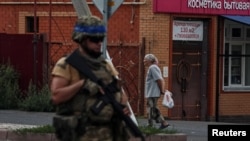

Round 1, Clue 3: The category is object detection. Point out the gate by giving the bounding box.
[0,33,47,92]
[106,43,143,115]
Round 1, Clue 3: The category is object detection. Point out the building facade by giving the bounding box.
[150,0,250,122]
[0,0,250,122]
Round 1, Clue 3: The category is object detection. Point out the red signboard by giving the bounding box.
[153,0,250,16]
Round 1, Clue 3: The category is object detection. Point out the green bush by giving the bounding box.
[14,125,55,135]
[0,63,55,112]
[0,63,20,109]
[18,81,55,112]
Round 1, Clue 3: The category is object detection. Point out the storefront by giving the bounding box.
[150,0,250,122]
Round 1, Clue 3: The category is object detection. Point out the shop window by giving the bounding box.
[224,27,229,40]
[224,43,229,86]
[246,28,250,39]
[229,24,244,41]
[232,28,241,38]
[245,44,250,86]
[230,45,242,85]
[26,16,39,33]
[223,21,250,91]
[223,43,250,91]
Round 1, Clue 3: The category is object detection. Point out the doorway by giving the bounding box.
[170,20,209,120]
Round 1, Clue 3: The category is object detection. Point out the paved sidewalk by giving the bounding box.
[0,110,243,141]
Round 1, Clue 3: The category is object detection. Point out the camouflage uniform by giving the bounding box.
[52,16,131,141]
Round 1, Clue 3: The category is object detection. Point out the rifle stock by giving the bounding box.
[65,50,145,141]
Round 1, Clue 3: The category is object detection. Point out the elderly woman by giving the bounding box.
[143,54,170,129]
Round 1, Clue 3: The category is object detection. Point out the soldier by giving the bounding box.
[50,15,132,141]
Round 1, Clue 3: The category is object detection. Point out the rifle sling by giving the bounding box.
[65,50,101,84]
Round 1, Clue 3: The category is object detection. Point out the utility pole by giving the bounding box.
[102,0,109,58]
[48,0,52,85]
[93,0,123,59]
[33,0,38,91]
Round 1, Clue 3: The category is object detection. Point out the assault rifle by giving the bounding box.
[65,49,145,141]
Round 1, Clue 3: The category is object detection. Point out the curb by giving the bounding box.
[0,130,187,141]
[0,130,57,141]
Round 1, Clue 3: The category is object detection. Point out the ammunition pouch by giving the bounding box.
[86,97,114,123]
[53,114,87,141]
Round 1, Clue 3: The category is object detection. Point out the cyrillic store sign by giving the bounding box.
[154,0,250,15]
[173,20,203,41]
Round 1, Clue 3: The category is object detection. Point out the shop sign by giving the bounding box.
[173,20,203,41]
[154,0,250,16]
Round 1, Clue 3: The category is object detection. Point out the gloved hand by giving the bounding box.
[82,79,101,95]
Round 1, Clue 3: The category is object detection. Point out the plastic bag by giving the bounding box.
[162,90,174,108]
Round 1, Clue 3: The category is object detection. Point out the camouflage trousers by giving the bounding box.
[146,97,165,126]
[78,123,130,141]
[78,125,113,141]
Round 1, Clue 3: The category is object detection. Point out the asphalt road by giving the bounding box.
[0,110,244,141]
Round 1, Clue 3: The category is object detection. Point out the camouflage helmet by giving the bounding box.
[72,15,106,43]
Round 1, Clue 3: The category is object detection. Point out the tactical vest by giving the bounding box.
[56,54,122,124]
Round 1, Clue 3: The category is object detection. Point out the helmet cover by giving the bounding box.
[72,16,106,43]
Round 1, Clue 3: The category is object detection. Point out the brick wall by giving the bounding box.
[0,0,140,69]
[139,0,170,117]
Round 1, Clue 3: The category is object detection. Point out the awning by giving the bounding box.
[221,15,250,25]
